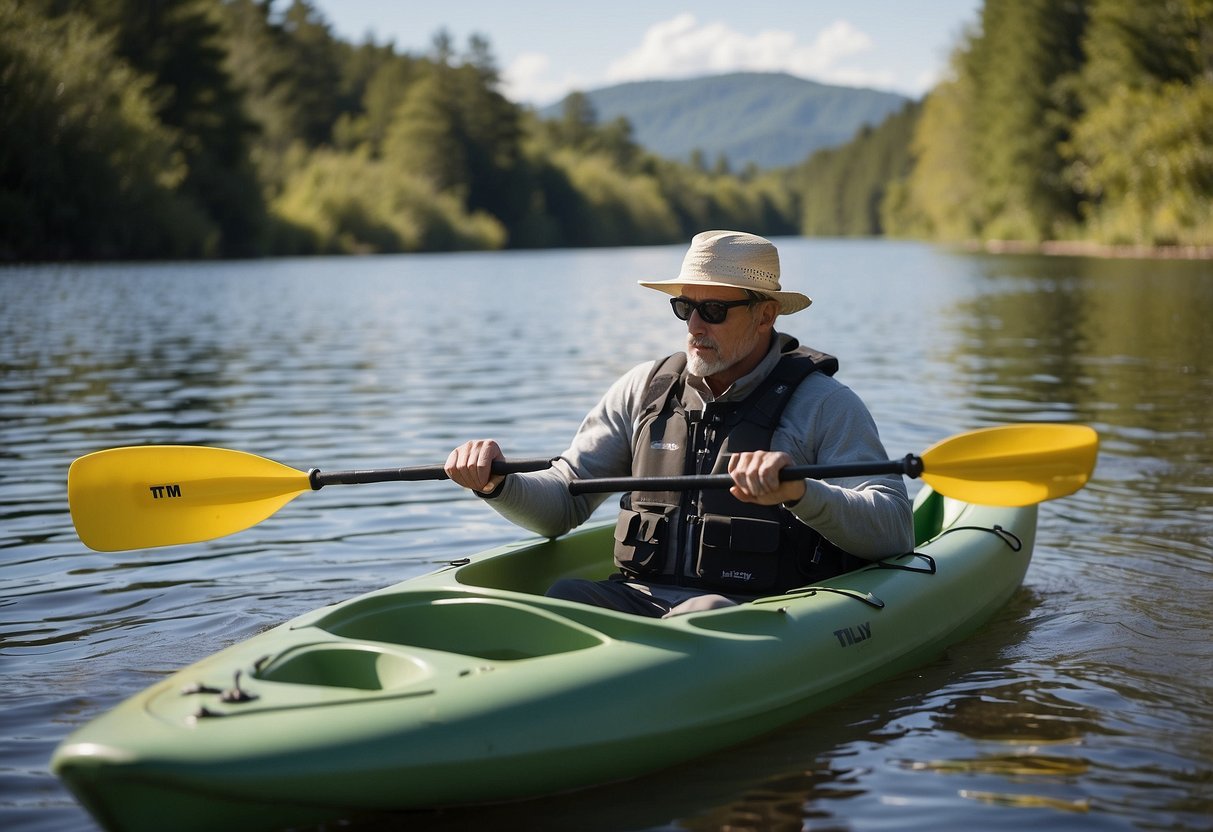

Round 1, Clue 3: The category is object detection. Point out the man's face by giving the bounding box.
[678,285,768,378]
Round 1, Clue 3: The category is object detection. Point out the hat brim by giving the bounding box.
[637,278,812,315]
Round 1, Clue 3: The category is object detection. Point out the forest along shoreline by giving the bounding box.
[967,241,1213,260]
[3,2,1210,263]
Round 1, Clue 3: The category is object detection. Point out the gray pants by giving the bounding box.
[546,576,738,619]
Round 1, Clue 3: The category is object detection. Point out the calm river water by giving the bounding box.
[2,239,1210,831]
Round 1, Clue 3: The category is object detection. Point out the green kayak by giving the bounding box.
[52,486,1036,832]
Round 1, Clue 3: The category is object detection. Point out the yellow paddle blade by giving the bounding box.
[68,446,312,551]
[920,424,1099,506]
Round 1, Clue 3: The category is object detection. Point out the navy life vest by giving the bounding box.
[612,339,862,596]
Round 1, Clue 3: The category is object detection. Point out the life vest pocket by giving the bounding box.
[613,506,675,575]
[695,514,782,592]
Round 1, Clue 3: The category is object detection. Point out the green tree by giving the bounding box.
[39,0,268,254]
[892,0,1212,247]
[277,0,344,146]
[384,71,469,195]
[647,157,795,239]
[885,62,982,240]
[382,36,532,242]
[556,92,599,147]
[550,152,680,246]
[1064,0,1213,245]
[963,0,1087,241]
[219,0,313,201]
[272,148,505,254]
[340,56,417,154]
[1067,82,1213,245]
[449,64,528,229]
[796,102,921,237]
[0,1,212,259]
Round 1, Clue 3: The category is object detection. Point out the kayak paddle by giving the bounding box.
[67,446,553,552]
[568,423,1099,506]
[69,424,1095,552]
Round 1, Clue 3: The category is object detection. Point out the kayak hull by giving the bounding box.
[53,489,1036,831]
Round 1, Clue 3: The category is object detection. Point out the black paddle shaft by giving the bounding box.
[309,458,555,490]
[567,454,923,495]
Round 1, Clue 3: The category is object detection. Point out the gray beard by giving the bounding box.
[686,350,730,378]
[686,329,762,379]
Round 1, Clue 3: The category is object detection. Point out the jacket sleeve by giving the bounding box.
[478,361,654,539]
[776,377,915,558]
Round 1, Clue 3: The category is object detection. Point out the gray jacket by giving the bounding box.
[485,332,914,558]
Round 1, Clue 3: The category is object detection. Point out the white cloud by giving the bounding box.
[910,66,944,96]
[822,66,899,92]
[502,52,555,103]
[503,50,600,107]
[501,14,907,106]
[604,14,877,86]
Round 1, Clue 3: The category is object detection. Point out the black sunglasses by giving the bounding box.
[670,296,754,324]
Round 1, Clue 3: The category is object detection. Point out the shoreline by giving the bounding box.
[965,239,1213,260]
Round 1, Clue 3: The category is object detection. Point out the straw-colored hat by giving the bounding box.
[638,230,811,315]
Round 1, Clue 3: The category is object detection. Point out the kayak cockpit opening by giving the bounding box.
[313,593,606,661]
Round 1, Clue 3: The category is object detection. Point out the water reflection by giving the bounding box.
[955,253,1213,443]
[931,681,1107,743]
[682,764,866,832]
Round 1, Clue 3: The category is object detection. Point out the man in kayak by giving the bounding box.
[446,229,913,617]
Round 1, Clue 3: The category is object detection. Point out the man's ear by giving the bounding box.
[757,300,780,329]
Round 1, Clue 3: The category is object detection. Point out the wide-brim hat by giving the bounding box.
[638,230,811,315]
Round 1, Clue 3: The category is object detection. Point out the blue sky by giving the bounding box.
[309,1,984,105]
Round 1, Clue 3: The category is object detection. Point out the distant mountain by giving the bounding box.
[540,72,911,170]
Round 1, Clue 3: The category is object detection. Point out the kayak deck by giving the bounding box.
[52,488,1037,832]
